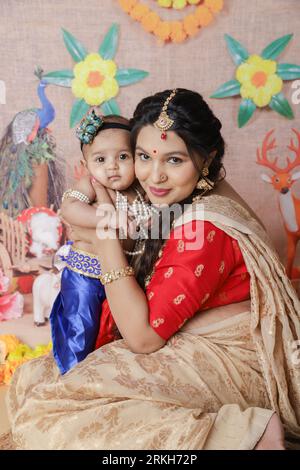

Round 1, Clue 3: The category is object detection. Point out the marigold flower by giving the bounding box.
[172,0,188,9]
[154,21,172,42]
[141,11,160,33]
[119,0,223,43]
[170,21,187,43]
[157,0,173,6]
[118,0,138,13]
[194,5,213,26]
[130,3,150,21]
[183,14,199,36]
[205,0,224,13]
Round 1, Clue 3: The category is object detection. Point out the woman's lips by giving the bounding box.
[149,187,171,197]
[108,176,120,181]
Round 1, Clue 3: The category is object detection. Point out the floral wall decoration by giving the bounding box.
[118,0,223,44]
[211,34,300,127]
[256,129,300,279]
[42,24,149,127]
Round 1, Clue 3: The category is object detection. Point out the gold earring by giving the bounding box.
[196,167,215,192]
[202,166,209,177]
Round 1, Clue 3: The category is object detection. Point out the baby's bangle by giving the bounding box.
[99,266,135,285]
[62,189,91,205]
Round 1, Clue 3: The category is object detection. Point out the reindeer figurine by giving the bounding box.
[257,129,300,279]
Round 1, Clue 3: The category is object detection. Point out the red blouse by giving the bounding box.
[95,221,250,348]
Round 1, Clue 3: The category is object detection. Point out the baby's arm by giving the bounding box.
[61,176,109,228]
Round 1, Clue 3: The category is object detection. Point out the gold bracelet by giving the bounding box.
[99,266,135,285]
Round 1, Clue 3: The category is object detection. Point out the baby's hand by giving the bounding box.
[91,178,114,205]
[71,175,97,203]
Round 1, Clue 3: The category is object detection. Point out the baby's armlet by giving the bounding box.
[61,176,98,228]
[70,175,96,202]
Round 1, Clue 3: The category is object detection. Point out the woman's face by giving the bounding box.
[134,125,202,205]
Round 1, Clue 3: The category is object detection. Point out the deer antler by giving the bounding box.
[256,129,280,172]
[285,129,300,172]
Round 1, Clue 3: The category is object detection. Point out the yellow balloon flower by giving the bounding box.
[236,55,283,108]
[72,53,119,106]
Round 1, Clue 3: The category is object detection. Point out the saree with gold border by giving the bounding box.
[6,195,300,449]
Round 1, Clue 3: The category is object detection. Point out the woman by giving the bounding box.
[6,89,300,450]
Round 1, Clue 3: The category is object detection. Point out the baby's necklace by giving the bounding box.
[116,189,158,256]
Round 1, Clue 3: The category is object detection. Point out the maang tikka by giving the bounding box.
[154,89,177,140]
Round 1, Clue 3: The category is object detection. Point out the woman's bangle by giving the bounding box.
[62,189,91,205]
[99,266,135,285]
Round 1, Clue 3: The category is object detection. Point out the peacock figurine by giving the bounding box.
[0,67,65,217]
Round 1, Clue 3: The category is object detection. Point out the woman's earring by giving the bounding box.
[196,167,214,192]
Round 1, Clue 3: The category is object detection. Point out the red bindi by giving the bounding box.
[153,149,157,154]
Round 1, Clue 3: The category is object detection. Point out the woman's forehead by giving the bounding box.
[136,125,189,155]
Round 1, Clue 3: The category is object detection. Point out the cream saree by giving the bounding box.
[5,195,300,450]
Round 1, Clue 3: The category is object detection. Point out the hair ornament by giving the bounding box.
[154,89,177,140]
[76,110,104,145]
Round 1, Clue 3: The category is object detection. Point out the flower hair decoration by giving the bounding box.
[76,110,103,145]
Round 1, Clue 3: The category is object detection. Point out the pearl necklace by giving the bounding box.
[116,189,159,256]
[116,189,159,241]
[123,239,145,257]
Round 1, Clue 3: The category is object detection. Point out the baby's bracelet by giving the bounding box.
[62,189,91,205]
[99,266,135,285]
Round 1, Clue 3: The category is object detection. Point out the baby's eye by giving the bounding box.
[119,153,130,161]
[168,156,183,164]
[95,156,104,163]
[138,153,150,161]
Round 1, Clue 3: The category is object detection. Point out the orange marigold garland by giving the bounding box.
[118,0,224,43]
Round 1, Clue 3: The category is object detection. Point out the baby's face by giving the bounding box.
[82,128,135,190]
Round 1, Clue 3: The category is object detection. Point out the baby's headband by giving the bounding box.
[76,110,131,148]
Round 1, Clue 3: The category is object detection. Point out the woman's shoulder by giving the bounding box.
[206,181,265,228]
[173,182,268,243]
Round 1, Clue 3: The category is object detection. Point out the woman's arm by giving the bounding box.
[83,214,239,353]
[93,236,166,354]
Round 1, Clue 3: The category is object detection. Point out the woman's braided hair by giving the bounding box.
[130,89,226,288]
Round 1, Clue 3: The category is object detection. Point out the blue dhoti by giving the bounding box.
[50,245,105,374]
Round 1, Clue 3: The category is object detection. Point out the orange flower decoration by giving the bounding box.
[118,0,224,44]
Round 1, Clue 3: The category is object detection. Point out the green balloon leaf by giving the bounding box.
[115,68,149,86]
[43,70,74,87]
[224,34,249,65]
[210,79,241,98]
[99,24,119,60]
[238,99,256,128]
[62,28,88,63]
[70,99,90,128]
[269,92,294,119]
[277,63,300,80]
[261,34,293,60]
[101,99,121,116]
